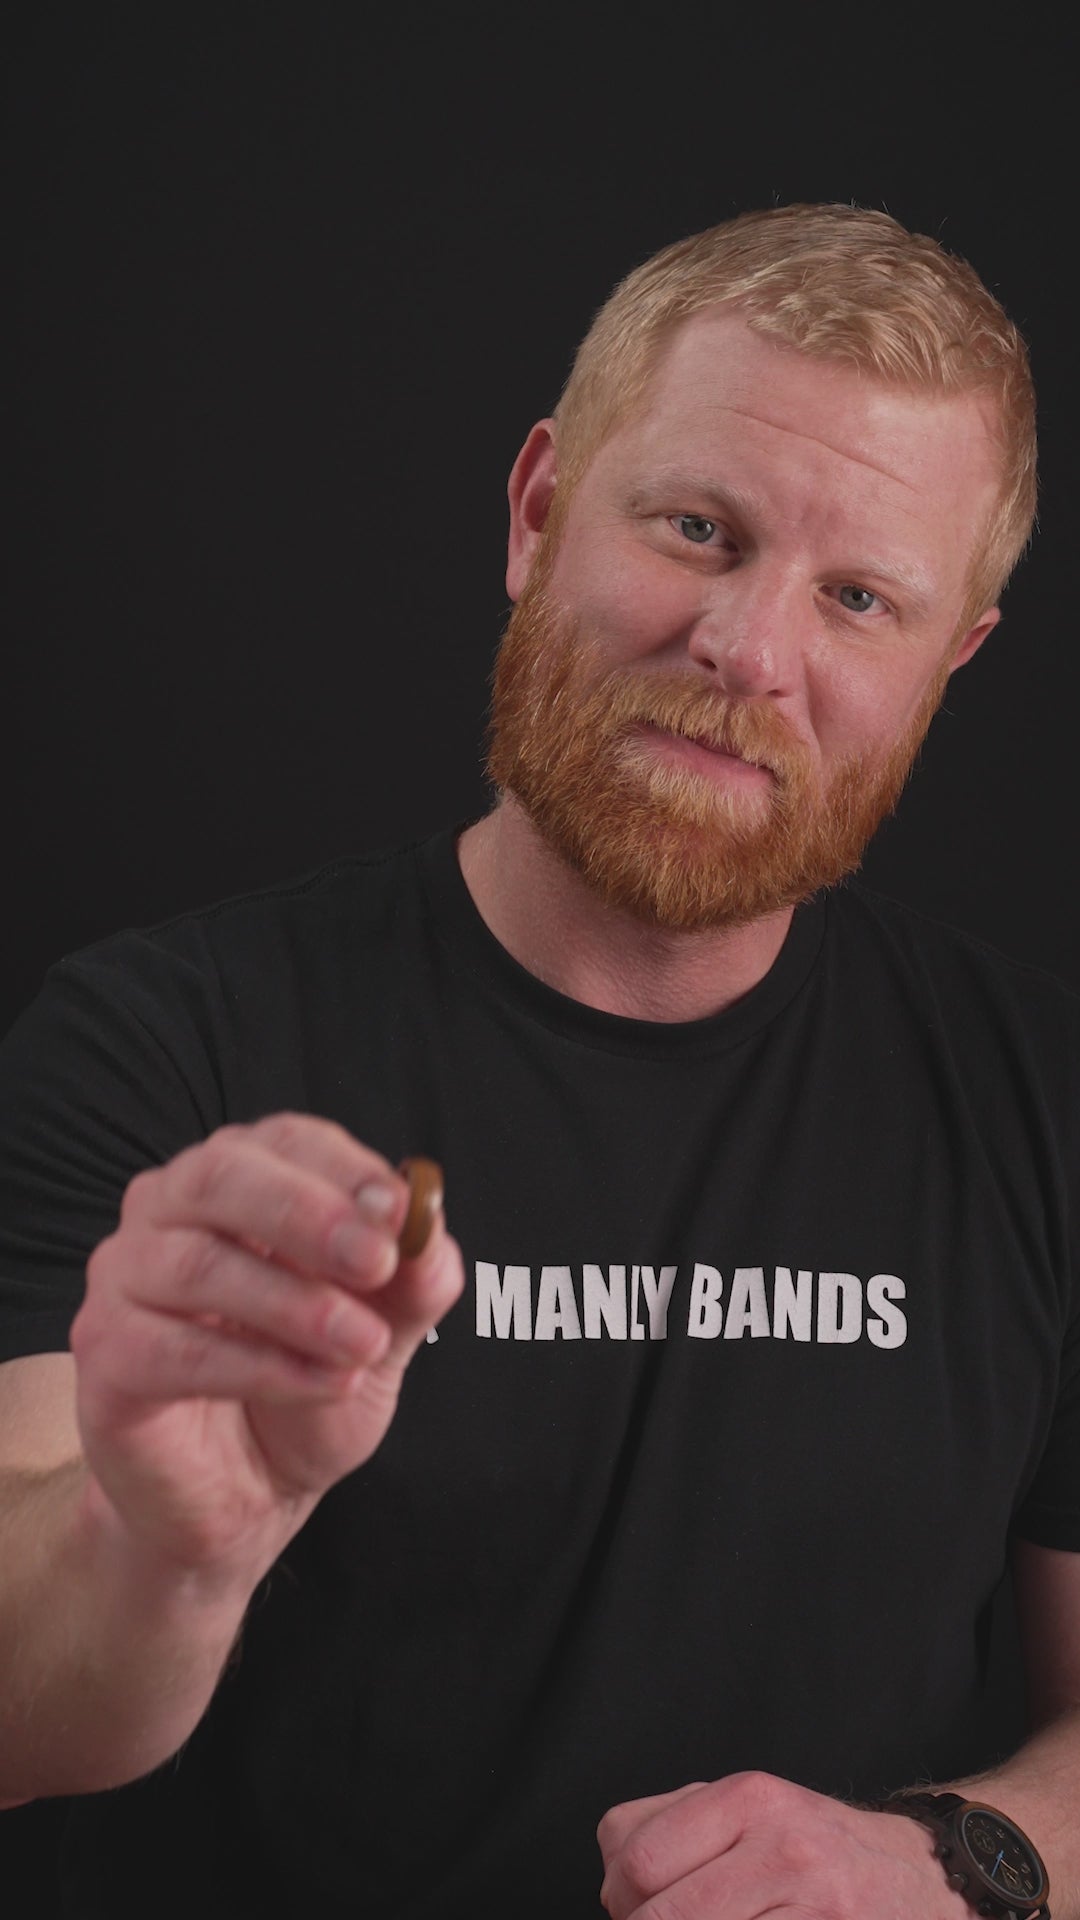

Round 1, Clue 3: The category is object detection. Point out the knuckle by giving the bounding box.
[596,1803,629,1853]
[250,1110,310,1154]
[251,1110,359,1159]
[119,1165,158,1221]
[72,1292,136,1382]
[251,1110,376,1172]
[263,1177,321,1253]
[618,1832,662,1896]
[732,1768,788,1815]
[169,1228,222,1300]
[84,1229,119,1290]
[186,1134,244,1208]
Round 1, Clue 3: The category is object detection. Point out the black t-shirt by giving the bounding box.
[1,825,1078,1918]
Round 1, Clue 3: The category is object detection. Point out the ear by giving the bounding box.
[507,420,558,600]
[949,605,1001,672]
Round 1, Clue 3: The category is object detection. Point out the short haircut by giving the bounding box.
[551,204,1037,630]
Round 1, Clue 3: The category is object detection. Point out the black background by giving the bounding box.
[5,8,1078,1033]
[2,3,1074,1902]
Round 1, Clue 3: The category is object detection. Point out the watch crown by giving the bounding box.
[946,1871,969,1894]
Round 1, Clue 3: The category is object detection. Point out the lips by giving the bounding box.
[645,723,771,774]
[679,730,764,768]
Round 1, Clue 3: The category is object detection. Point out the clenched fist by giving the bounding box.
[69,1112,464,1589]
[598,1771,970,1920]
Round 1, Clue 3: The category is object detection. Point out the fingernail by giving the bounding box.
[354,1182,398,1227]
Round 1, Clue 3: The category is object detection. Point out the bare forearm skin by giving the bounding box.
[0,1459,260,1802]
[937,1707,1080,1919]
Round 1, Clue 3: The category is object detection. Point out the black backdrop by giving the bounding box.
[6,9,1078,1033]
[2,3,1075,1901]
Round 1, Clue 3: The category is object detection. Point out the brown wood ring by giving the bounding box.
[397,1156,444,1258]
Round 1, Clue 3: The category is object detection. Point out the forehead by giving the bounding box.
[590,309,1000,569]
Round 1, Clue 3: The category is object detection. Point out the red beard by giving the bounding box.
[485,555,951,933]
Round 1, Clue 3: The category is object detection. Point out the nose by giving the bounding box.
[685,567,804,700]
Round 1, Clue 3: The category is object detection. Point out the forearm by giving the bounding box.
[939,1707,1080,1918]
[0,1459,256,1801]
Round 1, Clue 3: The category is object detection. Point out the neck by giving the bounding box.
[457,798,796,1024]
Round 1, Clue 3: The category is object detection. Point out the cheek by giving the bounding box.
[804,647,942,760]
[549,541,701,662]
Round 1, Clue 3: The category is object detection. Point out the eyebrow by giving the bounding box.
[624,467,938,615]
[626,469,767,525]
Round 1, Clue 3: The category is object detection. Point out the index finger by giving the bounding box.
[124,1112,411,1285]
[597,1782,710,1864]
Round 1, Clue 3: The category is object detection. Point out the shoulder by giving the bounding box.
[822,882,1080,1126]
[26,830,452,1020]
[0,828,460,1120]
[78,831,440,969]
[829,880,1080,1022]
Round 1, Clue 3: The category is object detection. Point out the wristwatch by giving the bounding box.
[877,1789,1051,1918]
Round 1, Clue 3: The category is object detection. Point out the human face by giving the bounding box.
[487,310,1001,932]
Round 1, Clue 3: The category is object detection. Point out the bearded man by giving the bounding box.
[0,204,1076,1920]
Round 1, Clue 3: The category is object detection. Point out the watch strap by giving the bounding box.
[886,1788,965,1819]
[877,1790,1051,1920]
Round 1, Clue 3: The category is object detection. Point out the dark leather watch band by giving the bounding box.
[877,1789,1051,1919]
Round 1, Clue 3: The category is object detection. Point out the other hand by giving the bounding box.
[598,1770,970,1919]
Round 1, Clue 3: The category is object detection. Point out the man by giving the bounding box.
[0,203,1076,1919]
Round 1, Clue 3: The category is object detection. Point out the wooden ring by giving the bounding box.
[397,1157,444,1258]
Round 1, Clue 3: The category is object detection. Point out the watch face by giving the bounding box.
[960,1805,1046,1905]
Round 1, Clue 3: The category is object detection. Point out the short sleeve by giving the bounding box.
[1011,1298,1080,1551]
[1010,981,1080,1552]
[0,937,227,1363]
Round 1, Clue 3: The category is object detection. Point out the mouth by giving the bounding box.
[677,728,767,769]
[632,722,775,785]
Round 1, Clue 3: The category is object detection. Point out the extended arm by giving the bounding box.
[0,1422,258,1801]
[0,1115,463,1804]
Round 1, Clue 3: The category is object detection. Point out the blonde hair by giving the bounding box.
[551,203,1037,627]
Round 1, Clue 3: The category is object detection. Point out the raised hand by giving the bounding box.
[69,1112,464,1589]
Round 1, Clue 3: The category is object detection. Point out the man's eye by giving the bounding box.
[836,584,882,614]
[671,514,717,545]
